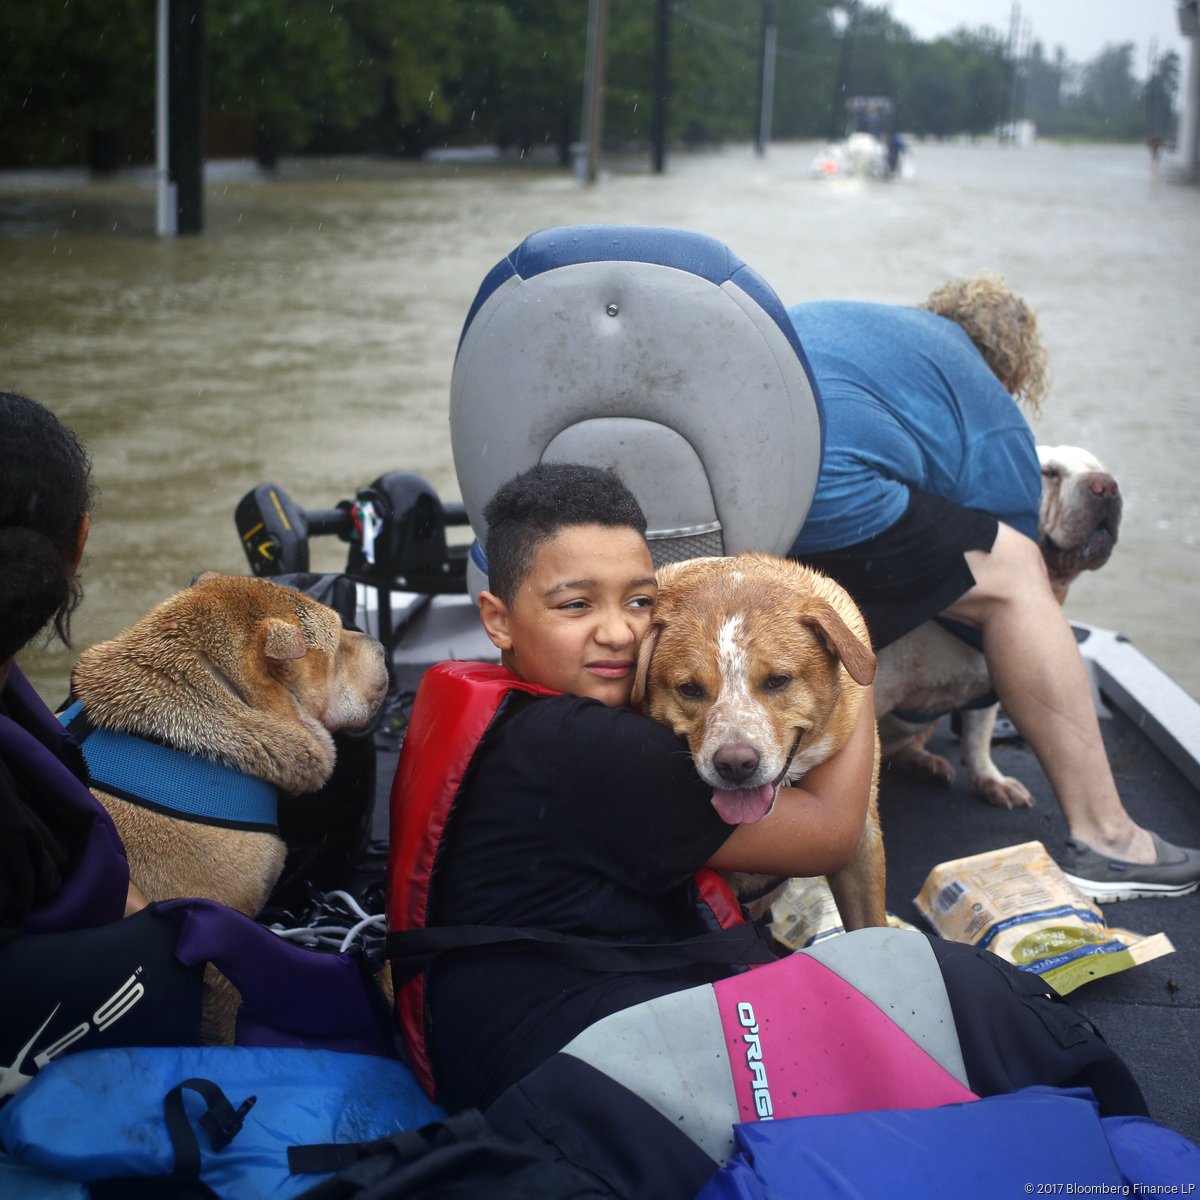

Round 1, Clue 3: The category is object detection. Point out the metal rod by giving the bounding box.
[583,0,610,184]
[651,0,670,173]
[155,0,176,236]
[755,1,776,157]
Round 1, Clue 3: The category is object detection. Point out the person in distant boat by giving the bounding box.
[785,275,1200,902]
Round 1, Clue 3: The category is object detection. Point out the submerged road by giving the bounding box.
[2,139,1197,701]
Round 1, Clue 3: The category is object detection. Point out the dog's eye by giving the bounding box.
[1041,466,1062,479]
[764,674,791,691]
[677,681,704,700]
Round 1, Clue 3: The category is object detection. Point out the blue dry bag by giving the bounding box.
[0,1045,443,1199]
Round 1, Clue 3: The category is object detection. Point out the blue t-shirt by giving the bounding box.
[786,302,1040,554]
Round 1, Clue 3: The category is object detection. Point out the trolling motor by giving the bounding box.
[234,471,469,655]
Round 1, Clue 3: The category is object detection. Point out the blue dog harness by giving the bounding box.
[59,699,279,832]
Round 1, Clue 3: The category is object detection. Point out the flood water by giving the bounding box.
[3,139,1198,701]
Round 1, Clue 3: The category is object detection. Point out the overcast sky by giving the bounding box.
[881,0,1190,78]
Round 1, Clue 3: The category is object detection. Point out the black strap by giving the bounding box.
[58,695,96,745]
[289,1141,375,1175]
[288,1111,494,1176]
[386,920,777,983]
[933,615,986,653]
[163,1077,257,1179]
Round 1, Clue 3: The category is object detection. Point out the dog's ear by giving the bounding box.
[262,617,308,662]
[630,621,663,710]
[802,601,876,686]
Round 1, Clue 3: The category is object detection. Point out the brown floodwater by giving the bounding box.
[2,139,1197,700]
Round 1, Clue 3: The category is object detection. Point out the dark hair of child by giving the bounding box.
[482,463,648,605]
[0,392,94,662]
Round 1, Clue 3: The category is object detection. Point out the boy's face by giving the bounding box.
[480,523,657,707]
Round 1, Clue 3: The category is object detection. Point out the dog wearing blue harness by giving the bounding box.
[66,574,388,919]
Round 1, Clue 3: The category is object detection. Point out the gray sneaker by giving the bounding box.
[1061,832,1200,902]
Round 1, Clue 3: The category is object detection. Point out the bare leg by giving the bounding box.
[941,523,1155,863]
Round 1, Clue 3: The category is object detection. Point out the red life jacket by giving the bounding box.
[386,660,746,1098]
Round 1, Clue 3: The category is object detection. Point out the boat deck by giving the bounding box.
[879,704,1200,1144]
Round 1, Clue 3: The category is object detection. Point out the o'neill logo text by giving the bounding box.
[737,1001,774,1119]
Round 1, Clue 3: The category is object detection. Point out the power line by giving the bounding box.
[673,3,835,65]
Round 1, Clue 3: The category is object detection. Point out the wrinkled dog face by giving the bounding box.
[636,557,871,826]
[1037,444,1122,590]
[258,588,389,732]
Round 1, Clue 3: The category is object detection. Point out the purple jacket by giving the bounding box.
[0,667,129,933]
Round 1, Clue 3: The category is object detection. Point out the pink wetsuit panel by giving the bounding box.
[713,952,978,1122]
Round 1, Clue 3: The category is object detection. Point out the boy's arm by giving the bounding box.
[704,688,876,877]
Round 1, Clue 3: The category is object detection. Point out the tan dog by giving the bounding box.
[875,444,1122,808]
[70,574,389,917]
[632,553,886,931]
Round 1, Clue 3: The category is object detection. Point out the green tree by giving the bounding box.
[955,28,1009,136]
[208,0,467,163]
[1052,42,1143,139]
[657,1,760,146]
[450,0,584,162]
[771,0,840,140]
[0,0,154,169]
[1024,41,1069,130]
[903,39,965,138]
[1143,49,1179,141]
[1083,42,1139,125]
[839,3,911,123]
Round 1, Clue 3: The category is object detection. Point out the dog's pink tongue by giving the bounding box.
[711,784,775,825]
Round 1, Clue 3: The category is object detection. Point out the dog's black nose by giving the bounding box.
[714,742,760,784]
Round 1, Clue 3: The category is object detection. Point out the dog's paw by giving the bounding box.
[972,772,1035,810]
[889,744,957,786]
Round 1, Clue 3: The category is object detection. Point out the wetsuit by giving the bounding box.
[0,668,204,1099]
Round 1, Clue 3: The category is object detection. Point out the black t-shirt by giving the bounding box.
[428,690,736,1110]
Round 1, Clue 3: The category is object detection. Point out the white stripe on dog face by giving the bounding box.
[716,615,745,678]
[701,614,780,785]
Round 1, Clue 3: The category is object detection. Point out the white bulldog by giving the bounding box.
[873,445,1122,809]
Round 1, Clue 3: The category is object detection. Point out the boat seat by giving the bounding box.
[449,225,824,596]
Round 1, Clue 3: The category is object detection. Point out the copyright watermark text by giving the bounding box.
[1024,1187,1196,1196]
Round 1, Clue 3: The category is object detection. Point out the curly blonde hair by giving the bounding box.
[920,272,1049,416]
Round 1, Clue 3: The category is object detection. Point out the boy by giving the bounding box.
[404,461,1144,1131]
[422,462,876,1111]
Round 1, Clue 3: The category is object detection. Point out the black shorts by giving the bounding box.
[795,488,998,650]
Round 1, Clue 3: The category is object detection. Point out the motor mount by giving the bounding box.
[234,472,469,594]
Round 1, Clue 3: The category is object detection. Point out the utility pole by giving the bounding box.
[1004,1,1021,142]
[581,0,610,185]
[755,0,777,156]
[829,2,858,141]
[651,0,670,173]
[155,0,174,235]
[156,0,207,234]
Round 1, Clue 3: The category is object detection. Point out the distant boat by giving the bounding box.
[811,95,908,179]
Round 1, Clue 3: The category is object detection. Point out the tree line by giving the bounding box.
[0,0,1180,170]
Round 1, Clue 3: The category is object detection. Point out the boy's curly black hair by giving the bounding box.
[482,463,647,605]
